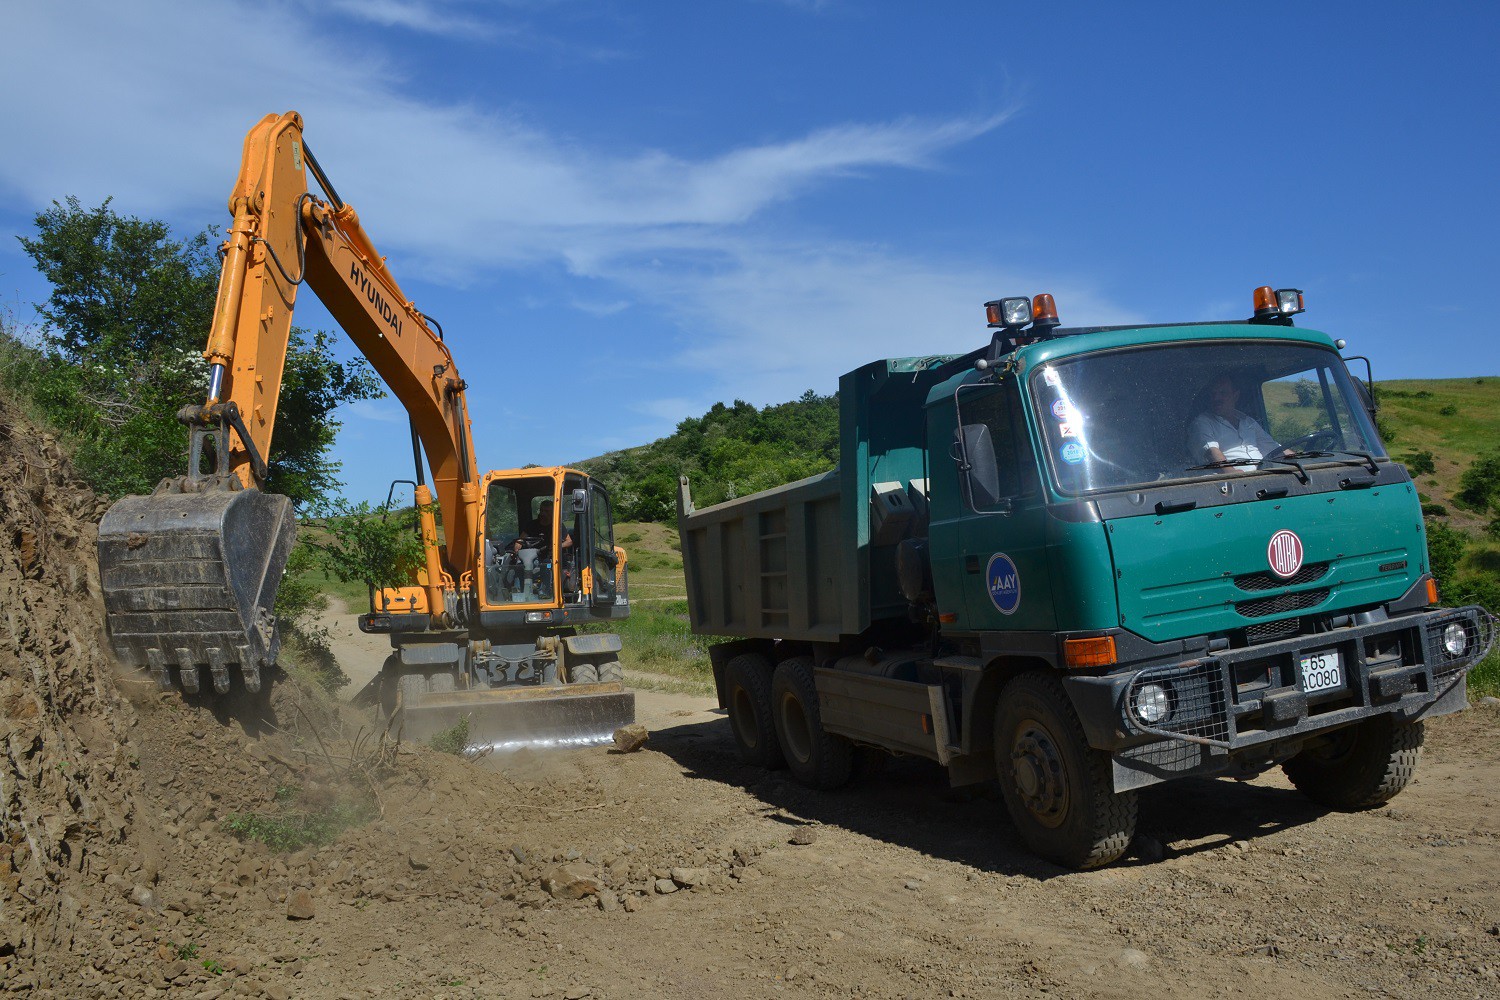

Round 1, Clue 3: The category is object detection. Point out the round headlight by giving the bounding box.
[1442,622,1468,657]
[1132,683,1170,725]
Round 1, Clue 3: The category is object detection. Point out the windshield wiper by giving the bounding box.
[1277,449,1381,476]
[1323,449,1380,475]
[1255,454,1310,484]
[1186,459,1246,471]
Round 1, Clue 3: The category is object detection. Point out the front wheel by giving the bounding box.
[771,657,853,790]
[1282,715,1424,810]
[993,672,1136,869]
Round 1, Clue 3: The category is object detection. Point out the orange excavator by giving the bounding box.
[97,111,634,748]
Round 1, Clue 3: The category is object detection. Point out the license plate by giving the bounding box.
[1299,649,1343,694]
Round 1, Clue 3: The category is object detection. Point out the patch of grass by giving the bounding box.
[427,716,472,755]
[1470,646,1499,700]
[221,798,375,852]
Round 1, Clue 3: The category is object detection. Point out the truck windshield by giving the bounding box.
[1028,340,1385,496]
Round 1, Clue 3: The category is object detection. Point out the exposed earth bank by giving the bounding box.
[2,396,1498,999]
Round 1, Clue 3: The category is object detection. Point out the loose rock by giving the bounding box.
[789,827,819,846]
[612,723,650,753]
[286,888,315,920]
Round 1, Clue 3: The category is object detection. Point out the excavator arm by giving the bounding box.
[203,110,481,571]
[97,111,480,695]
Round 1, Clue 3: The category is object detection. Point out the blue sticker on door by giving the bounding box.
[986,553,1021,615]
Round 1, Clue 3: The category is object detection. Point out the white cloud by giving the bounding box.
[0,1,1122,429]
[319,0,499,37]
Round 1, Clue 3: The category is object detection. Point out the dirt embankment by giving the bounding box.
[2,393,1498,1000]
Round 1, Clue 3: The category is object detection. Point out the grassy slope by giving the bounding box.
[1375,377,1499,529]
[605,521,719,695]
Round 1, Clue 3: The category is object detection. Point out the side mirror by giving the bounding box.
[570,488,588,513]
[955,424,1003,510]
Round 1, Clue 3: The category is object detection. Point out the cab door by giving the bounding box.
[949,380,1054,631]
[586,483,618,607]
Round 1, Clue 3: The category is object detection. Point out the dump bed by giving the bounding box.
[677,354,959,643]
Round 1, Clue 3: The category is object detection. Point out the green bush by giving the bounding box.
[221,798,373,852]
[1404,450,1437,476]
[427,716,472,755]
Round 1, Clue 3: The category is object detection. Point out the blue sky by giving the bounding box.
[1,1,1496,503]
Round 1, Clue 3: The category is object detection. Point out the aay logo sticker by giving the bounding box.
[1267,529,1304,578]
[986,553,1021,615]
[1060,441,1085,465]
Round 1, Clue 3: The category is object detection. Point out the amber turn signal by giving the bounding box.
[1064,635,1117,668]
[1425,578,1439,606]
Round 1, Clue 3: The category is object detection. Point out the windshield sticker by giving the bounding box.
[986,553,1021,615]
[1057,422,1077,438]
[1060,442,1085,465]
[1051,399,1070,419]
[1042,367,1061,387]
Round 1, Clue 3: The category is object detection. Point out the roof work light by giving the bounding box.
[1276,288,1305,315]
[985,297,1032,329]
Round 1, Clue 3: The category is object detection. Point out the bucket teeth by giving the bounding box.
[240,656,262,694]
[207,648,231,694]
[145,649,172,690]
[177,649,200,694]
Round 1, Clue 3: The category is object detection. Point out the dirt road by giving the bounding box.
[107,688,1498,1000]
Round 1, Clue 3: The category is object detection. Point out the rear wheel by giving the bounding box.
[771,657,853,790]
[597,659,624,684]
[724,653,785,769]
[994,671,1136,870]
[570,660,600,685]
[1282,715,1424,810]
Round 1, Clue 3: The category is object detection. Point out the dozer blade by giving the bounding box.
[396,682,637,752]
[97,486,296,695]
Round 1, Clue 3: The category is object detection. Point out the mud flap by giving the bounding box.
[97,485,296,694]
[395,682,637,752]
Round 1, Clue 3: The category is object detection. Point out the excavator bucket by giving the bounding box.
[97,486,296,695]
[395,682,637,752]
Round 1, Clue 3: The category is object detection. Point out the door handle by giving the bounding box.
[965,555,980,574]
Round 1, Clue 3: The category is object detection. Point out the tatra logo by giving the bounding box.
[986,553,1021,615]
[349,260,403,337]
[1267,529,1304,578]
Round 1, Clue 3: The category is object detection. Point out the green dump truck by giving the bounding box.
[676,287,1495,869]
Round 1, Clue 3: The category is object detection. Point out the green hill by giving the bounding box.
[1374,377,1499,531]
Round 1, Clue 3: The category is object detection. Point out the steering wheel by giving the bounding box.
[1274,429,1342,458]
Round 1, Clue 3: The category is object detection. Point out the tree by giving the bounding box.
[12,197,381,507]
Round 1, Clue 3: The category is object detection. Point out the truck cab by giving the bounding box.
[679,288,1494,869]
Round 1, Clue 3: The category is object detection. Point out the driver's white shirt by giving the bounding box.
[1189,410,1279,467]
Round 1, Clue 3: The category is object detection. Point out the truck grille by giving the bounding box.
[1233,562,1329,592]
[1235,588,1329,620]
[1245,618,1299,643]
